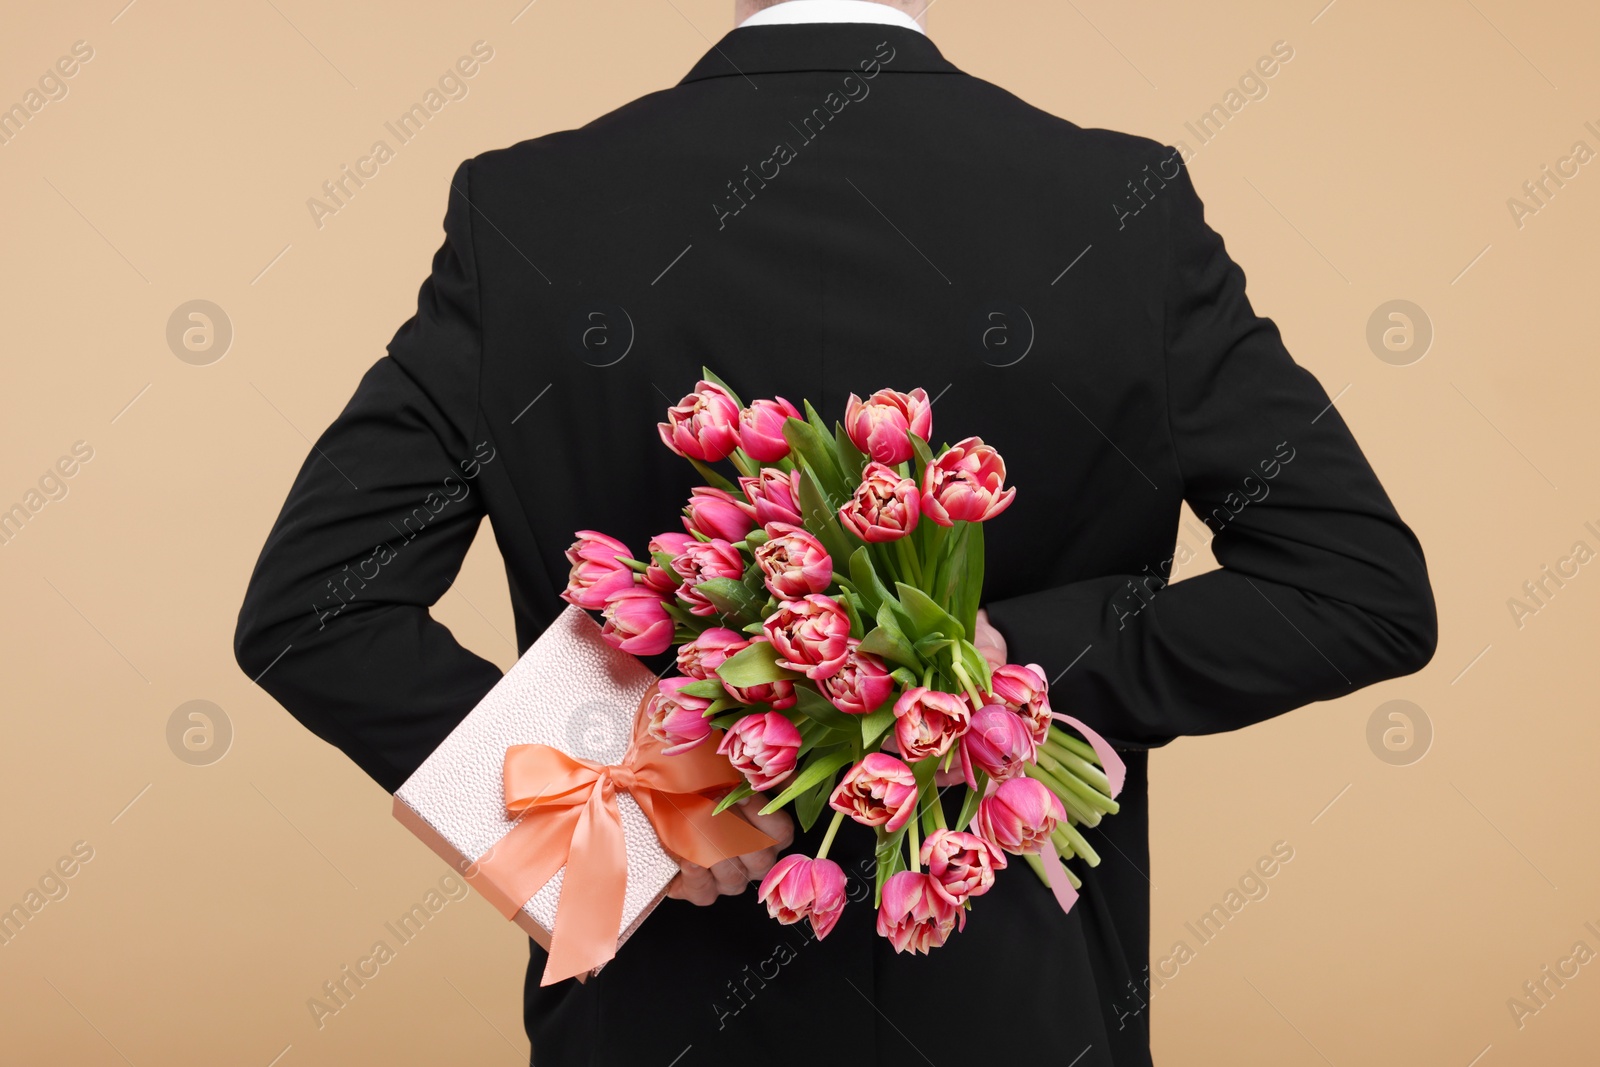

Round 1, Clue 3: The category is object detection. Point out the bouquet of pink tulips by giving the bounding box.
[560,370,1122,954]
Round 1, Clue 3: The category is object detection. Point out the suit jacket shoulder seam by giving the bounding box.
[460,156,486,453]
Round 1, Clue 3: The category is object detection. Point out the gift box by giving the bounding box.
[393,603,772,984]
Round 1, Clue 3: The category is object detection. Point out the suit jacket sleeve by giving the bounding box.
[233,159,503,792]
[983,155,1437,749]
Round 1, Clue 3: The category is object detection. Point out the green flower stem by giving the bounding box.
[1042,739,1113,794]
[954,776,986,831]
[894,536,924,587]
[1024,763,1101,828]
[950,662,987,709]
[1052,819,1100,867]
[1044,850,1084,890]
[1036,749,1120,815]
[907,812,921,872]
[923,522,951,597]
[617,556,650,574]
[729,449,758,479]
[817,809,846,861]
[919,782,941,837]
[1047,725,1100,765]
[688,457,738,493]
[1020,851,1051,888]
[1065,863,1082,890]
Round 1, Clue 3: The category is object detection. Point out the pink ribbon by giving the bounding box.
[1041,838,1080,914]
[1049,711,1126,798]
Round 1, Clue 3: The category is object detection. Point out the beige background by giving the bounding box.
[2,0,1596,1063]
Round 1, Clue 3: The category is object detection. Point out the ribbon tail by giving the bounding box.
[541,783,629,986]
[1041,838,1080,916]
[638,790,776,871]
[1050,712,1127,797]
[466,807,576,921]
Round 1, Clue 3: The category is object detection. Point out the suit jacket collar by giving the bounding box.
[678,23,962,84]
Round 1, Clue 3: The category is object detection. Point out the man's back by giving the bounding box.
[235,20,1434,1066]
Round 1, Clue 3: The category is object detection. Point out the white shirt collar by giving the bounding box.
[737,1,926,36]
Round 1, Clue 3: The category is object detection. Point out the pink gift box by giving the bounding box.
[392,604,679,971]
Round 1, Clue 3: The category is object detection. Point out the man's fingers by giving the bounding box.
[726,795,794,883]
[737,794,796,850]
[709,857,749,895]
[666,795,801,905]
[668,862,718,906]
[740,845,780,882]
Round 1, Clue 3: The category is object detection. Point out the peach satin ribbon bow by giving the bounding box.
[466,724,776,986]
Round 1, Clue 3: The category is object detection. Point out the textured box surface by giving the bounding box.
[393,604,677,953]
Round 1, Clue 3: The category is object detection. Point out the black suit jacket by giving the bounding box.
[234,23,1436,1067]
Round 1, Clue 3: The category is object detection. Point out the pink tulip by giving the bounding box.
[959,704,1037,786]
[829,752,918,832]
[658,380,741,462]
[820,640,894,715]
[920,436,1016,526]
[757,854,848,939]
[682,486,756,543]
[989,662,1052,746]
[599,588,674,656]
[721,640,799,709]
[642,532,695,595]
[718,711,802,791]
[920,828,1006,905]
[559,531,638,610]
[875,870,964,954]
[844,388,932,466]
[892,686,972,762]
[739,468,806,527]
[738,397,801,463]
[676,627,750,681]
[724,676,797,710]
[838,462,920,543]
[643,677,714,756]
[670,538,746,617]
[762,594,852,680]
[976,777,1066,856]
[753,523,833,600]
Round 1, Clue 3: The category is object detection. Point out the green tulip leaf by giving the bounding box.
[894,581,966,642]
[789,683,859,733]
[849,546,891,618]
[957,519,985,634]
[715,638,797,687]
[833,421,868,483]
[793,464,854,564]
[795,772,834,831]
[759,746,854,814]
[695,577,763,624]
[860,703,897,748]
[712,780,757,816]
[675,678,725,700]
[859,624,922,672]
[783,417,848,506]
[687,457,737,494]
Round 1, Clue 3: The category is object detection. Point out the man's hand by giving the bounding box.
[974,607,1007,669]
[665,794,794,906]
